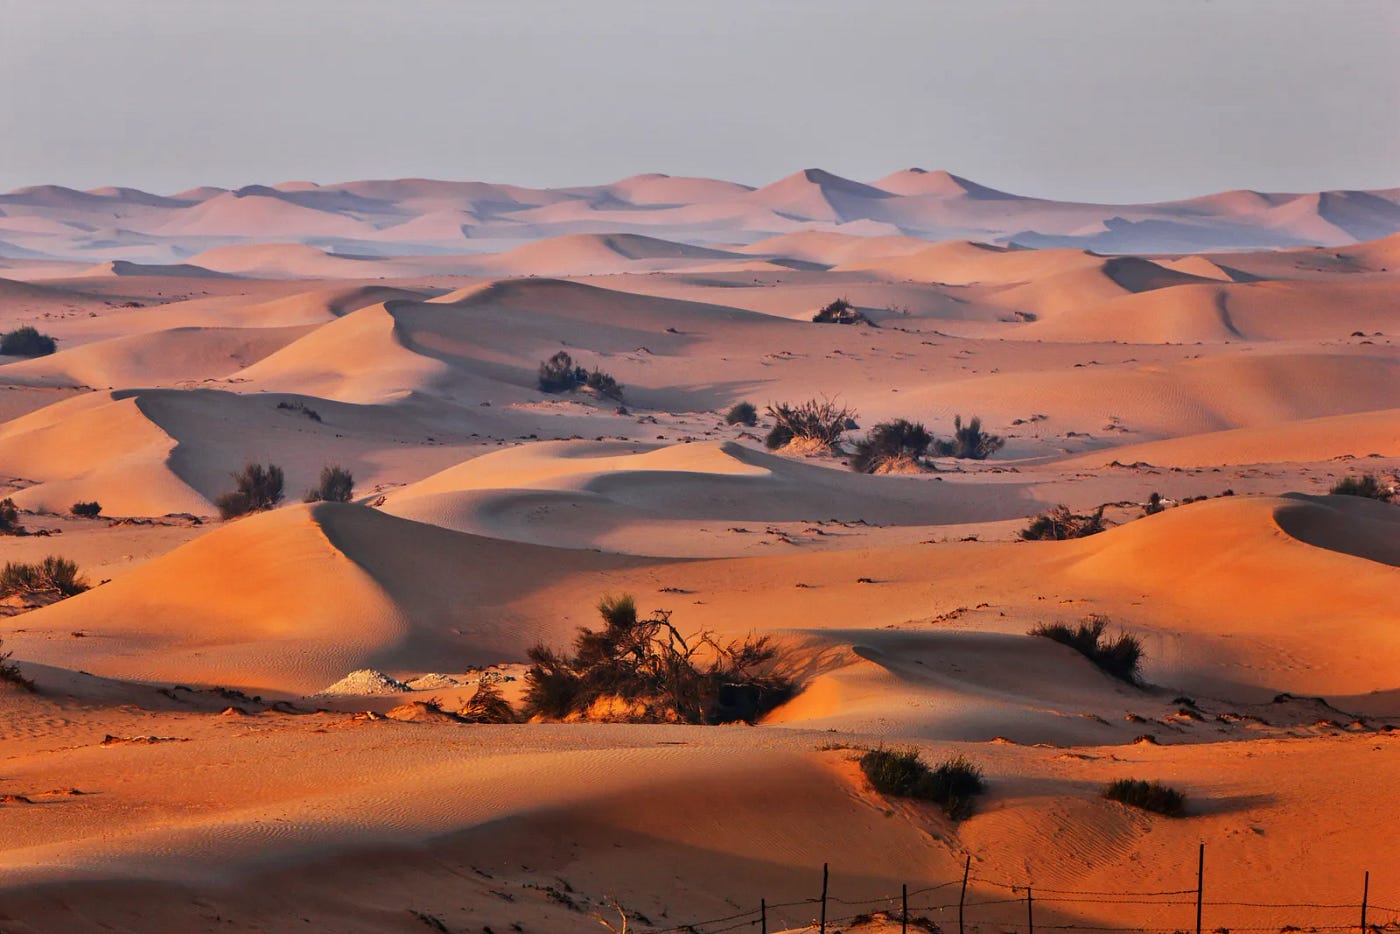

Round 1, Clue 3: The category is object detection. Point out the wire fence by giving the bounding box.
[637,847,1397,934]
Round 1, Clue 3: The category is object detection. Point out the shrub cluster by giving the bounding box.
[70,501,102,518]
[725,401,758,427]
[0,326,57,357]
[932,415,1004,460]
[1020,505,1107,540]
[304,465,354,503]
[537,351,623,401]
[1104,778,1186,816]
[0,498,22,536]
[523,594,791,724]
[1330,474,1394,502]
[1030,615,1142,684]
[0,556,90,599]
[458,680,515,724]
[216,462,285,519]
[850,419,933,473]
[0,636,36,693]
[812,297,871,326]
[859,748,986,819]
[764,398,855,451]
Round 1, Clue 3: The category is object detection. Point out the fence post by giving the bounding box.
[1361,870,1369,932]
[902,882,908,934]
[761,897,767,934]
[1027,886,1033,934]
[820,862,829,934]
[1196,842,1205,934]
[959,854,970,934]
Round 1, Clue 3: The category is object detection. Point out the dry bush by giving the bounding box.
[850,419,933,473]
[217,462,285,519]
[0,556,90,599]
[0,636,36,693]
[0,498,22,536]
[764,398,855,451]
[538,351,623,401]
[458,680,515,723]
[0,326,57,357]
[933,414,1004,460]
[523,594,791,724]
[1020,504,1107,540]
[859,748,985,819]
[304,465,354,503]
[1330,474,1394,502]
[70,501,102,518]
[725,401,758,426]
[1031,615,1143,684]
[812,297,871,326]
[1104,778,1186,816]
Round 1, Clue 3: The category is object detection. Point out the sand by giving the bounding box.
[0,172,1397,932]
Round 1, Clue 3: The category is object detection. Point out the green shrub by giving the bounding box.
[0,326,57,357]
[0,636,36,693]
[305,465,354,503]
[216,462,285,519]
[0,498,22,536]
[70,501,102,518]
[1031,615,1142,684]
[725,401,758,427]
[1104,778,1186,816]
[859,748,985,819]
[933,415,1004,460]
[0,556,90,599]
[523,594,790,724]
[1330,474,1394,502]
[850,419,933,473]
[764,398,855,451]
[1020,505,1107,540]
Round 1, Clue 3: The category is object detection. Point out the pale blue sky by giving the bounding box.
[2,0,1396,201]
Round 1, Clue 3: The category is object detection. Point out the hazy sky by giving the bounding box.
[2,0,1396,202]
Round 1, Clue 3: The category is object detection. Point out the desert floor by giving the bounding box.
[1,222,1397,933]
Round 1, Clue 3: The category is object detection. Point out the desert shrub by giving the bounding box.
[459,680,515,724]
[523,594,791,724]
[276,400,322,422]
[1330,474,1394,502]
[1031,615,1143,684]
[0,556,90,599]
[933,415,1004,460]
[859,748,985,819]
[70,501,102,518]
[0,636,36,693]
[1143,492,1164,516]
[0,326,57,357]
[216,462,285,519]
[1104,778,1186,816]
[583,367,624,401]
[850,419,933,473]
[764,398,856,451]
[304,465,354,503]
[538,351,585,393]
[0,498,22,536]
[1020,504,1107,540]
[812,297,870,326]
[725,401,758,427]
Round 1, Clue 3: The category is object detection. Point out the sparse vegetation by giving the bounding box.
[216,462,285,519]
[850,419,933,473]
[1020,504,1107,540]
[0,498,22,536]
[812,297,871,326]
[1330,474,1394,502]
[1104,778,1186,816]
[1031,615,1143,684]
[523,594,791,724]
[276,400,322,422]
[537,351,623,401]
[764,398,855,452]
[932,414,1004,460]
[0,556,90,599]
[304,465,354,503]
[458,680,515,723]
[1143,492,1164,516]
[859,747,985,819]
[0,326,57,357]
[70,501,102,518]
[725,401,758,427]
[0,636,36,692]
